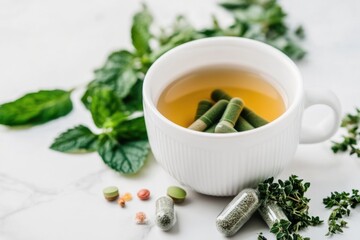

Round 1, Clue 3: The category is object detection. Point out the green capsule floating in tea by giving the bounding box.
[240,107,268,128]
[211,89,268,128]
[188,100,228,131]
[194,100,213,120]
[215,98,243,133]
[234,116,254,132]
[211,89,231,102]
[205,124,216,133]
[216,189,261,237]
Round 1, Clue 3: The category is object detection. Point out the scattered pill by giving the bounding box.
[135,212,147,224]
[137,189,151,200]
[118,198,126,208]
[167,186,187,203]
[216,188,261,237]
[103,186,119,201]
[258,200,288,228]
[122,192,133,201]
[194,100,213,120]
[188,100,228,131]
[155,196,176,231]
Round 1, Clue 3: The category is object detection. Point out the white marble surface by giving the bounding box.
[1,0,360,239]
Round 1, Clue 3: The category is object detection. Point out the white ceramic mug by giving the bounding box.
[143,37,341,196]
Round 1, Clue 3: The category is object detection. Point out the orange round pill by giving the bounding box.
[137,189,150,200]
[122,192,133,202]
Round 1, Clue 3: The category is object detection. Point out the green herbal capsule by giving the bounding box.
[234,116,254,132]
[215,98,243,133]
[205,124,216,133]
[258,201,288,228]
[194,100,213,120]
[215,123,237,133]
[211,89,231,102]
[240,107,268,128]
[220,98,244,126]
[211,89,268,128]
[216,188,261,237]
[188,100,228,131]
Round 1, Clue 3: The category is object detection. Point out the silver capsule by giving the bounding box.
[216,188,261,237]
[155,196,176,231]
[258,200,288,228]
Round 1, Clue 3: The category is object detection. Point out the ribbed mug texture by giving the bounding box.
[143,37,305,196]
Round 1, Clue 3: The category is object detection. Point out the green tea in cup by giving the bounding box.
[157,66,286,130]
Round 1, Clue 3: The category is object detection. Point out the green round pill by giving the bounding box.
[103,186,119,201]
[167,186,187,203]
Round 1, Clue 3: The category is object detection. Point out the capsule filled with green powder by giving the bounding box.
[258,201,289,228]
[240,107,268,128]
[188,99,228,131]
[216,188,262,237]
[194,100,213,120]
[215,123,237,133]
[211,89,231,102]
[205,124,216,133]
[234,116,254,132]
[215,98,243,133]
[210,89,268,128]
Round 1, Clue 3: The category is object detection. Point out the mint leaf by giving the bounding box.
[0,89,72,126]
[122,80,143,112]
[81,50,138,109]
[114,115,147,141]
[50,125,99,153]
[89,87,122,128]
[131,5,153,55]
[98,135,150,174]
[219,0,250,10]
[115,68,138,99]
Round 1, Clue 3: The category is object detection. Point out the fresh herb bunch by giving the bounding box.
[0,1,305,174]
[332,108,360,157]
[258,175,322,239]
[323,189,360,235]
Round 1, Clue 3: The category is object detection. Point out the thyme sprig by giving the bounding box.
[323,189,360,235]
[270,220,310,240]
[332,108,360,157]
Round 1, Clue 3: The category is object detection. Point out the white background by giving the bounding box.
[1,0,360,239]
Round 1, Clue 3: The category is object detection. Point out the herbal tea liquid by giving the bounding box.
[157,67,286,128]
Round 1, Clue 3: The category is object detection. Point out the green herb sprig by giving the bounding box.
[0,0,305,174]
[323,189,360,235]
[258,175,322,239]
[332,108,360,157]
[270,219,310,240]
[258,232,268,240]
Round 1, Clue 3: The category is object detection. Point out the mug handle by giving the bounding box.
[300,88,342,144]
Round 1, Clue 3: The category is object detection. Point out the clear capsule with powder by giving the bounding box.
[258,200,289,228]
[155,196,176,231]
[216,188,262,237]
